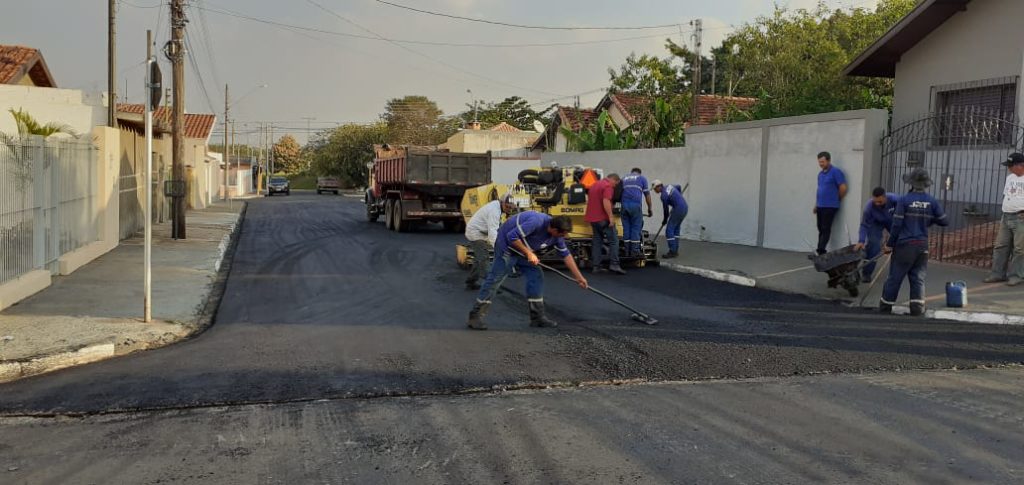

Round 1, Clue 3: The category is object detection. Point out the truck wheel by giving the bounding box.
[395,201,408,232]
[384,200,395,230]
[366,201,379,222]
[334,190,339,195]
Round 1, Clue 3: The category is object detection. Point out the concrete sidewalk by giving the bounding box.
[0,201,245,382]
[660,239,1024,323]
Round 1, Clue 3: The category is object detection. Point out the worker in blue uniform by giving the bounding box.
[854,187,900,283]
[620,168,654,257]
[652,180,688,259]
[880,169,948,316]
[467,211,588,330]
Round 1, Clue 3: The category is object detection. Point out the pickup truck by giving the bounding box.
[317,176,340,195]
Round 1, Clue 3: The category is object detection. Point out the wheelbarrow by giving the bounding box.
[809,245,879,298]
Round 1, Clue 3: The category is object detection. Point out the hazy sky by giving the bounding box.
[4,0,877,143]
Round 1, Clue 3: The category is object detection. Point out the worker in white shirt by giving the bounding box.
[985,152,1024,286]
[465,194,515,290]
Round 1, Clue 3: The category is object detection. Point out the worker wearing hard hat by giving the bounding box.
[652,180,688,259]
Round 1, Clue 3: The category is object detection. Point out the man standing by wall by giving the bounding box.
[814,151,848,255]
[854,187,899,283]
[585,173,625,274]
[984,152,1024,286]
[880,169,948,316]
[464,194,514,290]
[620,168,654,258]
[652,180,688,259]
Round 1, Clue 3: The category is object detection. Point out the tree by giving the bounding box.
[307,123,388,188]
[723,0,915,118]
[272,134,304,174]
[635,99,685,149]
[459,96,553,131]
[382,95,457,145]
[608,53,684,98]
[561,111,637,152]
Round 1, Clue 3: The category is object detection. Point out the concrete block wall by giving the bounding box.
[538,109,889,253]
[0,84,106,136]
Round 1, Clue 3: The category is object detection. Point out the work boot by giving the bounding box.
[1007,277,1023,287]
[467,301,491,330]
[528,301,558,328]
[879,302,893,314]
[661,251,678,259]
[983,275,1007,283]
[609,264,627,275]
[909,302,925,317]
[465,279,480,290]
[592,267,607,274]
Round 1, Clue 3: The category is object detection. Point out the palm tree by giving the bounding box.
[560,111,638,152]
[1,108,78,209]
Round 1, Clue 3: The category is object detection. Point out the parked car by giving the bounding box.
[317,176,340,195]
[268,176,290,196]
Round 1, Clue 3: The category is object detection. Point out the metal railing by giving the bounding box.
[1,135,100,284]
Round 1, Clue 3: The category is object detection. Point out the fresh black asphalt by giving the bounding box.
[1,193,1023,415]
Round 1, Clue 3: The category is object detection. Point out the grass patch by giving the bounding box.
[284,173,317,190]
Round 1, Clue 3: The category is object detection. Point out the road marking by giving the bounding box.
[757,265,816,279]
[663,263,757,287]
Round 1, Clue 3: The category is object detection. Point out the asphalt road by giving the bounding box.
[1,193,1023,416]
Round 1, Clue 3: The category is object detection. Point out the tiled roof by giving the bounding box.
[557,107,599,132]
[488,121,522,133]
[0,45,56,87]
[694,95,757,126]
[117,104,217,139]
[605,93,653,124]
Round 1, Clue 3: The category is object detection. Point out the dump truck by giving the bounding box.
[365,145,491,232]
[456,165,658,268]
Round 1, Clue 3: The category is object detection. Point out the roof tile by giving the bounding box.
[117,103,217,139]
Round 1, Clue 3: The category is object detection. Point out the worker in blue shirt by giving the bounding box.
[814,151,848,255]
[620,168,654,257]
[854,187,900,283]
[652,180,688,259]
[880,169,948,316]
[467,211,588,330]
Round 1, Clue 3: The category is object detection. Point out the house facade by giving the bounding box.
[442,122,540,153]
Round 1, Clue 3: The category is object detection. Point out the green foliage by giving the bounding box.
[7,108,77,138]
[307,122,388,188]
[608,54,684,98]
[382,95,458,145]
[272,134,305,174]
[635,99,685,148]
[1,109,78,195]
[560,111,637,152]
[724,0,915,118]
[459,96,553,131]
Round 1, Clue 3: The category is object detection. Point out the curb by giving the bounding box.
[0,203,248,384]
[662,263,757,287]
[662,262,1023,326]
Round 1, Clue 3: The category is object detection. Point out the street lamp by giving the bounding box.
[466,88,478,125]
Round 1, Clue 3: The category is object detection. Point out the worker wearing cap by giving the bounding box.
[463,194,515,290]
[467,211,588,330]
[620,168,654,258]
[652,180,688,259]
[880,168,948,316]
[984,152,1024,286]
[854,187,900,283]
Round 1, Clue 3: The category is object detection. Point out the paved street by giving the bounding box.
[2,193,1024,483]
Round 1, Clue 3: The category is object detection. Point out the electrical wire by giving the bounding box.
[190,1,224,98]
[184,32,220,114]
[373,0,683,31]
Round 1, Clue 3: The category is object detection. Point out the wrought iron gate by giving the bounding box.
[881,108,1024,268]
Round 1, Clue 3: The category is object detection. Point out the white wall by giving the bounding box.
[892,0,1024,126]
[537,109,889,253]
[0,85,106,136]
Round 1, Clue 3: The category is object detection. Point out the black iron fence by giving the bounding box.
[881,108,1024,268]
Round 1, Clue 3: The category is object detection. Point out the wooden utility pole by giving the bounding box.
[170,0,187,238]
[223,84,229,201]
[108,0,116,127]
[690,19,703,125]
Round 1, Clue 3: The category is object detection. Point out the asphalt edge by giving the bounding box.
[661,261,1024,326]
[0,203,249,384]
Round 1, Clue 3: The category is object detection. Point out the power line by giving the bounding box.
[304,0,563,97]
[190,1,224,98]
[184,32,219,114]
[373,0,683,31]
[192,4,682,48]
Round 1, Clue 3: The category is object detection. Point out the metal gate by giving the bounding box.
[881,108,1024,267]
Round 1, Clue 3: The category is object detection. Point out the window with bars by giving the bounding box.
[933,79,1018,146]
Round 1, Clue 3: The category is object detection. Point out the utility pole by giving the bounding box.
[223,83,229,202]
[302,116,316,145]
[168,0,187,239]
[269,124,275,179]
[144,29,155,323]
[690,18,703,125]
[711,55,717,97]
[108,0,117,126]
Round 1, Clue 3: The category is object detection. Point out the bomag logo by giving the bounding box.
[559,207,586,214]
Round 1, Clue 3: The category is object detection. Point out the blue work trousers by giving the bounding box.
[665,207,687,253]
[621,203,644,256]
[475,252,544,303]
[862,228,884,280]
[881,243,927,306]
